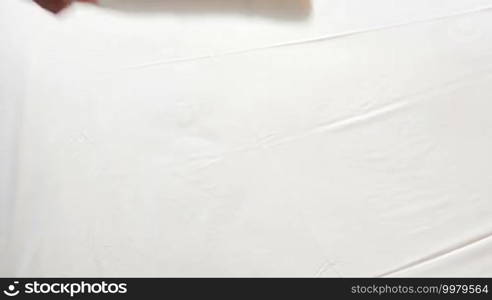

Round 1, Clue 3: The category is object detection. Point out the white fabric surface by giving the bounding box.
[1,0,492,277]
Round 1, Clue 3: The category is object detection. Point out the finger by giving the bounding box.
[33,0,73,13]
[33,0,98,13]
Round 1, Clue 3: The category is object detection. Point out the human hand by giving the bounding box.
[33,0,98,13]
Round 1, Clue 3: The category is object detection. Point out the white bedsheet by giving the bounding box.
[1,0,491,277]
